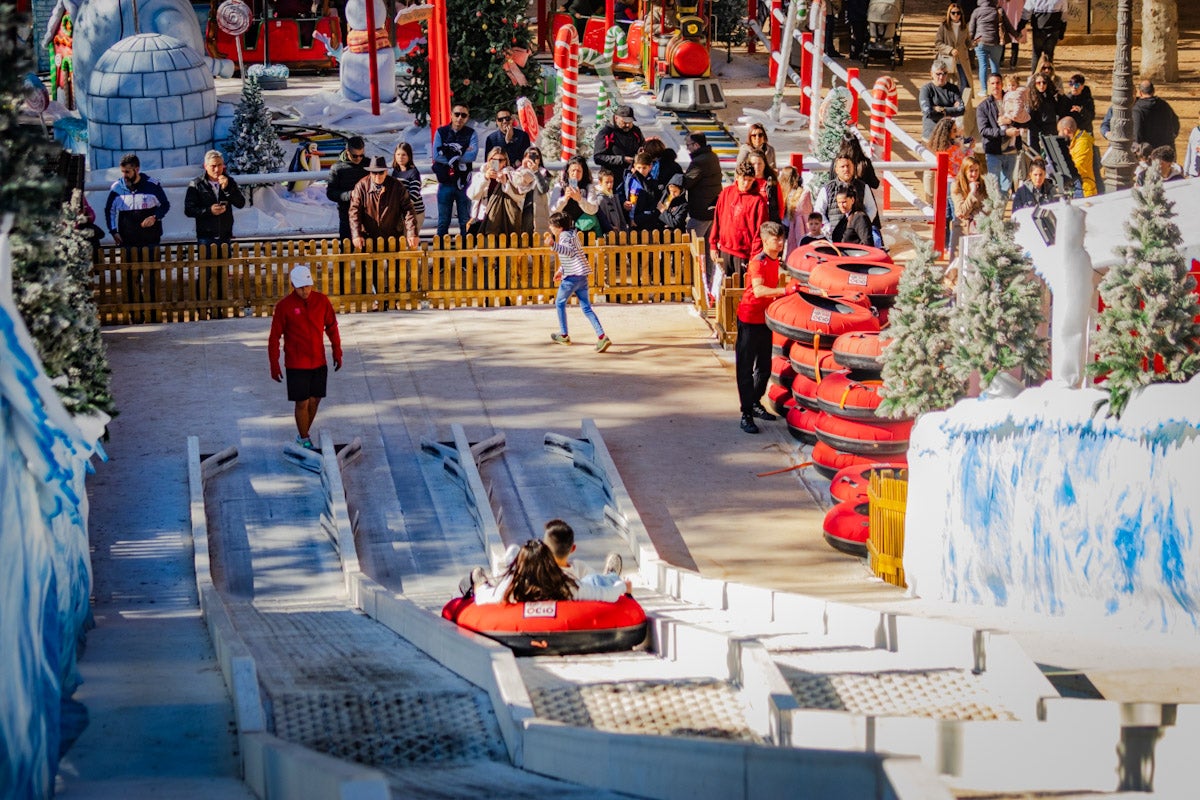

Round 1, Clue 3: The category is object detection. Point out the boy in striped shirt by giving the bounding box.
[545,211,611,352]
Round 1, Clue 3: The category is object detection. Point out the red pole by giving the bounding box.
[933,150,949,258]
[538,0,548,52]
[606,0,615,36]
[769,0,781,84]
[846,67,859,124]
[747,0,757,54]
[883,130,893,209]
[799,31,813,115]
[364,0,380,116]
[428,0,451,144]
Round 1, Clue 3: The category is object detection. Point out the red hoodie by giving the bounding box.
[268,290,342,371]
[709,180,768,260]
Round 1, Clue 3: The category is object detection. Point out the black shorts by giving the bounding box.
[286,365,328,402]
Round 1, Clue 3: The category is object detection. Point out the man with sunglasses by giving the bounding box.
[326,135,369,243]
[484,107,531,167]
[433,104,480,237]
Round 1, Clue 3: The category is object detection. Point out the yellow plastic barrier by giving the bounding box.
[868,468,908,588]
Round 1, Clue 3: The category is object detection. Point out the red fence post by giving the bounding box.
[747,0,757,54]
[799,31,813,115]
[933,150,949,258]
[769,0,782,83]
[846,67,860,125]
[883,130,894,210]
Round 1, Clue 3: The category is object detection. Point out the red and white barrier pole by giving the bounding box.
[554,26,580,159]
[846,67,859,124]
[933,150,949,258]
[799,31,813,116]
[869,75,898,158]
[769,0,782,84]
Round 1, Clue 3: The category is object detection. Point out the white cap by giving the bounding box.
[290,265,314,288]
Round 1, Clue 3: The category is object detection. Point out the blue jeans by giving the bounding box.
[436,183,471,237]
[555,275,605,338]
[975,44,1003,95]
[985,152,1018,197]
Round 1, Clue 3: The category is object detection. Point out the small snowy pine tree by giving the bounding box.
[1088,164,1200,417]
[807,86,852,197]
[13,194,114,416]
[949,174,1048,390]
[878,236,966,417]
[224,78,285,181]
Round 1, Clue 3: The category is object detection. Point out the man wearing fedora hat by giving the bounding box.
[268,265,342,450]
[349,155,420,308]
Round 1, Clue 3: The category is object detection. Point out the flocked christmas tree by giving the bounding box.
[399,0,540,122]
[949,174,1048,390]
[1088,163,1200,417]
[224,77,285,188]
[878,236,966,418]
[807,86,852,197]
[1,3,113,417]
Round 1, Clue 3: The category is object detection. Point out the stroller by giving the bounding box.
[862,0,905,68]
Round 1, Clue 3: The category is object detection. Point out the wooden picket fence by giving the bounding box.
[93,231,705,324]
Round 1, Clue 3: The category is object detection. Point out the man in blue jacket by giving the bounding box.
[104,152,170,322]
[433,104,479,237]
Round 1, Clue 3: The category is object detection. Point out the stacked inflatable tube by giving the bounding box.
[442,595,648,656]
[785,242,892,285]
[808,260,904,307]
[822,500,872,556]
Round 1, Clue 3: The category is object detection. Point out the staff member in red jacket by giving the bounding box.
[708,161,768,302]
[268,265,343,450]
[735,222,791,434]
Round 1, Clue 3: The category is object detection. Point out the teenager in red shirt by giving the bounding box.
[735,222,792,434]
[708,161,768,301]
[268,265,343,449]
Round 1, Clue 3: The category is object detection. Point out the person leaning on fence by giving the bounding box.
[709,161,768,301]
[105,152,170,323]
[184,150,246,318]
[349,155,420,309]
[735,222,792,435]
[326,135,369,243]
[466,146,528,237]
[268,265,342,451]
[546,211,611,352]
[624,152,662,232]
[390,141,425,233]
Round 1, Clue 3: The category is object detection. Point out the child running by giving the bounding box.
[546,211,612,352]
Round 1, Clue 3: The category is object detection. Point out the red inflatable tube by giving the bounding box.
[832,331,891,372]
[790,371,821,410]
[823,500,871,556]
[769,355,798,390]
[442,595,648,656]
[814,413,912,456]
[766,289,880,347]
[784,241,892,283]
[815,372,898,420]
[767,382,792,415]
[788,347,843,381]
[772,331,793,360]
[811,440,908,479]
[828,462,909,503]
[785,405,820,444]
[808,260,904,307]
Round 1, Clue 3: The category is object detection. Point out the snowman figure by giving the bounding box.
[341,0,396,102]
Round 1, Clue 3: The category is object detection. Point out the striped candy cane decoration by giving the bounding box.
[554,25,580,159]
[869,76,899,159]
[581,26,628,123]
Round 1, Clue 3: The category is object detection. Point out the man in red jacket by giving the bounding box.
[708,161,768,302]
[268,265,343,449]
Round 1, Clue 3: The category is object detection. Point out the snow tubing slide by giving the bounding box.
[786,405,820,444]
[442,595,648,656]
[811,440,908,479]
[823,500,871,556]
[785,241,892,284]
[814,413,912,455]
[808,260,903,306]
[828,462,908,503]
[832,331,889,372]
[766,289,880,347]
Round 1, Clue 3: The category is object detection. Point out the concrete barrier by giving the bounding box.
[240,732,389,800]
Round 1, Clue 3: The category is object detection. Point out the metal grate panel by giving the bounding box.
[530,680,760,741]
[782,668,1019,721]
[272,690,506,765]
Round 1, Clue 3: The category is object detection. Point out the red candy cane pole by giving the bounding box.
[869,75,897,158]
[555,26,580,159]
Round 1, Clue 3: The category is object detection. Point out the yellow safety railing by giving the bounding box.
[867,467,908,588]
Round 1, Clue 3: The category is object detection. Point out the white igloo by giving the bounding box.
[86,33,216,171]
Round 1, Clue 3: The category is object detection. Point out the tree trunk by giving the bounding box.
[1140,0,1179,82]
